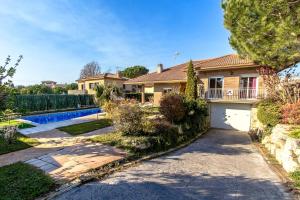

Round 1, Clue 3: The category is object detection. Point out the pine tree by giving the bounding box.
[185,60,197,100]
[223,0,300,70]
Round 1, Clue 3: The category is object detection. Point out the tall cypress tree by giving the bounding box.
[185,60,197,100]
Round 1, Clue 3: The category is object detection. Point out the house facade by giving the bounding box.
[125,54,265,132]
[76,72,128,95]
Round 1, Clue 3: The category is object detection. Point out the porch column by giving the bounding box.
[141,84,145,104]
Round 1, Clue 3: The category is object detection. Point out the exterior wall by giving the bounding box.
[198,67,263,90]
[153,83,181,105]
[77,78,125,95]
[145,86,154,93]
[104,79,124,90]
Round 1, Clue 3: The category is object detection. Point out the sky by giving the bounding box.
[0,0,234,86]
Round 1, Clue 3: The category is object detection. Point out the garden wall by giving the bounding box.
[262,124,300,172]
[13,94,95,113]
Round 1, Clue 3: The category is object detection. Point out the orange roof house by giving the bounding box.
[125,54,264,105]
[76,72,128,95]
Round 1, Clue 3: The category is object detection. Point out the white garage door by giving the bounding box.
[210,103,251,131]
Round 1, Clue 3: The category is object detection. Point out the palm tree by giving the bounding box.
[95,84,122,105]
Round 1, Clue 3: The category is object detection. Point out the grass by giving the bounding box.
[0,132,40,155]
[0,162,56,200]
[58,119,112,136]
[90,132,156,158]
[288,126,300,139]
[0,120,35,129]
[290,170,300,189]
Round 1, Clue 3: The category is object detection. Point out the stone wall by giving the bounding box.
[262,124,300,172]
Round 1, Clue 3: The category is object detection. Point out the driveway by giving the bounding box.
[55,129,291,200]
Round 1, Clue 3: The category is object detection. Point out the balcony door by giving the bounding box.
[208,77,223,99]
[240,77,257,99]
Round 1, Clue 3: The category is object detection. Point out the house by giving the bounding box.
[41,80,57,88]
[76,72,128,95]
[125,54,266,132]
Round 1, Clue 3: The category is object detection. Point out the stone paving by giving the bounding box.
[55,129,292,200]
[0,123,126,182]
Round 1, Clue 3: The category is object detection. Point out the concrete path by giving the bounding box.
[55,129,292,200]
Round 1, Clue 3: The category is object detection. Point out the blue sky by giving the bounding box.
[0,0,234,85]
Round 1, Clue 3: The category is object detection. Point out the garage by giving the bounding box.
[210,103,251,132]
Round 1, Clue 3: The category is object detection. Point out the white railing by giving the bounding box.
[199,88,265,100]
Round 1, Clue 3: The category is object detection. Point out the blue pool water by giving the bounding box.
[22,108,101,124]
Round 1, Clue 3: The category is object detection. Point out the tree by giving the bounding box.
[121,66,148,78]
[0,55,23,111]
[95,84,122,105]
[223,0,300,70]
[185,60,197,100]
[80,61,101,79]
[65,83,78,90]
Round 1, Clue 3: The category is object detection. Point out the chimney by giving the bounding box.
[157,64,163,73]
[116,70,122,78]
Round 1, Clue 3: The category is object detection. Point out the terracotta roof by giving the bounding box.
[125,54,258,84]
[193,54,257,70]
[77,73,128,82]
[125,64,187,84]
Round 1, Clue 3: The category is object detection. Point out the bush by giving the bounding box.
[281,101,300,125]
[257,100,281,127]
[102,101,118,118]
[183,99,209,134]
[112,104,145,135]
[159,93,186,124]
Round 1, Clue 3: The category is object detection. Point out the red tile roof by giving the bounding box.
[126,54,258,84]
[193,54,257,70]
[77,73,128,82]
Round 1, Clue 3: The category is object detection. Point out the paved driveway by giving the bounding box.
[55,129,291,200]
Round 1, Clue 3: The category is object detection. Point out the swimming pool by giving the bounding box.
[22,108,101,124]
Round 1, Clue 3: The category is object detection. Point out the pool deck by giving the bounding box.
[19,113,105,135]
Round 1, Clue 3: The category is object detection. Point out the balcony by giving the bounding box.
[199,88,265,103]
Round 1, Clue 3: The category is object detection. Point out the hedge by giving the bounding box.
[13,94,95,113]
[257,100,281,127]
[124,93,153,102]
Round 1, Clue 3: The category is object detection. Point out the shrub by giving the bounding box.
[281,101,300,125]
[257,100,281,127]
[183,98,209,134]
[159,93,186,124]
[102,101,118,118]
[112,104,145,135]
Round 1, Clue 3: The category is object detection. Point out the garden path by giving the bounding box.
[0,126,126,182]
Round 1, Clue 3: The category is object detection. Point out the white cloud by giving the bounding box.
[0,0,165,85]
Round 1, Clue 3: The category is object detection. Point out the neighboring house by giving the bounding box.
[41,80,57,88]
[125,54,266,132]
[76,72,128,95]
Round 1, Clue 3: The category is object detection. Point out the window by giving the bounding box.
[81,84,84,90]
[208,77,223,99]
[89,82,99,90]
[240,76,257,99]
[163,88,172,94]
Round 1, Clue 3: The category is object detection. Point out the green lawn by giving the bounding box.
[290,170,300,189]
[0,162,56,200]
[58,119,112,136]
[0,132,40,155]
[289,126,300,139]
[0,120,35,129]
